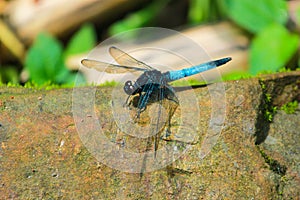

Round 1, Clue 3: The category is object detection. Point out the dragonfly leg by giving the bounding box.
[164,89,179,140]
[135,84,153,119]
[164,103,178,140]
[123,95,132,107]
[133,105,146,122]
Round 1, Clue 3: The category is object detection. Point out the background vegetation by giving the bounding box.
[0,0,299,86]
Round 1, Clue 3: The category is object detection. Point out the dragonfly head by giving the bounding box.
[124,80,135,95]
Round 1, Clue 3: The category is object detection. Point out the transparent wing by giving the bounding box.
[109,46,155,70]
[81,59,148,74]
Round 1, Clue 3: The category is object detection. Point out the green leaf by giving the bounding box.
[250,24,299,75]
[224,0,288,33]
[25,33,71,85]
[64,23,96,58]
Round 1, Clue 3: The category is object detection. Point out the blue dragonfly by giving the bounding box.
[81,46,231,155]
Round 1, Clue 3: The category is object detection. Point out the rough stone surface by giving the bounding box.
[0,71,299,199]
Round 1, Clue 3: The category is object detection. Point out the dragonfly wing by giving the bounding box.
[109,46,155,70]
[81,59,147,74]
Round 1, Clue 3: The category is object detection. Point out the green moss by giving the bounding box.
[0,81,77,90]
[99,80,120,87]
[6,82,22,87]
[264,106,277,122]
[260,81,266,90]
[280,100,298,114]
[278,67,292,73]
[259,81,277,122]
[263,94,277,122]
[221,71,252,81]
[257,146,287,176]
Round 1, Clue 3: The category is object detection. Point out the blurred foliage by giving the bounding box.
[296,5,300,24]
[108,0,227,35]
[188,0,227,24]
[297,7,300,68]
[224,0,288,34]
[64,23,96,58]
[1,0,300,86]
[224,0,299,75]
[25,33,68,85]
[24,23,96,85]
[108,0,170,36]
[0,66,19,84]
[108,0,299,78]
[249,23,299,75]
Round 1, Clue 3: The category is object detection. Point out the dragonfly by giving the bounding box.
[81,46,231,156]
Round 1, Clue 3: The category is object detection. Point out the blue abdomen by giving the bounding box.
[164,57,231,82]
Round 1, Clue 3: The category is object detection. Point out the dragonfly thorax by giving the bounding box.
[123,70,165,96]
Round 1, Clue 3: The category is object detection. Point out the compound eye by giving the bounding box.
[124,81,134,95]
[125,81,131,86]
